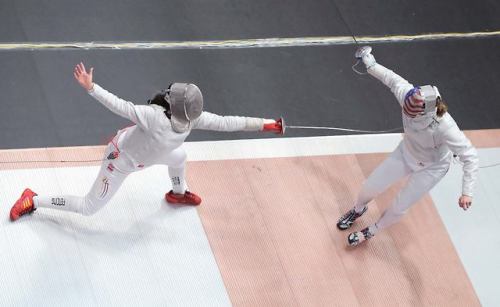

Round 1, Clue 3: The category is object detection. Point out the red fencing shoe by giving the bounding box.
[10,188,37,221]
[165,190,202,206]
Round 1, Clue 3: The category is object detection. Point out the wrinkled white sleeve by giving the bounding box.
[442,124,479,197]
[88,83,155,130]
[191,111,266,132]
[368,64,415,107]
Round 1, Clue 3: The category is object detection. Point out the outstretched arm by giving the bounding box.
[73,62,154,130]
[191,111,284,134]
[74,62,94,91]
[358,49,414,107]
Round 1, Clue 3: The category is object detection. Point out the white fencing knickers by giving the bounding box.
[354,143,450,234]
[33,143,188,216]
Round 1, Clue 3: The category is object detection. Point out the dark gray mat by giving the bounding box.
[0,37,499,149]
[337,0,500,36]
[1,0,499,42]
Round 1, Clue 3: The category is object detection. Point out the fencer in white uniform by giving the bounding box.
[337,47,478,246]
[9,62,283,220]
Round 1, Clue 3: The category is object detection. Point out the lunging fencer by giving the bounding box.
[338,47,478,246]
[10,62,283,221]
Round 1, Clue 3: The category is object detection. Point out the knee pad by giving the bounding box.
[167,148,187,168]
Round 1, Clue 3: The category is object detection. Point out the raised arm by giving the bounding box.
[73,62,154,130]
[191,111,283,134]
[358,48,414,107]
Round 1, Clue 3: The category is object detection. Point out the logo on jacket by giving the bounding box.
[107,151,119,160]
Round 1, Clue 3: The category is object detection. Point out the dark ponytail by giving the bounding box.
[148,90,171,118]
[436,99,448,117]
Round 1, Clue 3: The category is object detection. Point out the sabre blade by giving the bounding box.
[285,125,402,134]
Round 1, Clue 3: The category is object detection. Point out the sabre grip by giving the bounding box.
[354,46,372,59]
[262,117,285,135]
[354,46,376,69]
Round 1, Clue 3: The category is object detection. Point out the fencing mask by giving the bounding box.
[403,85,441,118]
[164,83,203,133]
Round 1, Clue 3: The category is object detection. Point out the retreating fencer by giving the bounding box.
[9,62,284,221]
[338,47,478,246]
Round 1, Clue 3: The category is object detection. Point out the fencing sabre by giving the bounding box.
[330,0,371,76]
[279,117,402,135]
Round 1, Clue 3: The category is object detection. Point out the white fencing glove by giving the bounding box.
[362,53,377,69]
[354,46,377,70]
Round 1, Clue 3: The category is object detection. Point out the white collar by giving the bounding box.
[150,104,166,111]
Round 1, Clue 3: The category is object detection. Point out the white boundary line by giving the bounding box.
[0,134,403,169]
[184,133,402,161]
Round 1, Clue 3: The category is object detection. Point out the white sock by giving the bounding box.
[368,223,379,235]
[33,195,83,214]
[169,166,187,194]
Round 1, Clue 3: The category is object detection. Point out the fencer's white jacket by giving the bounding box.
[88,83,266,168]
[368,64,478,197]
